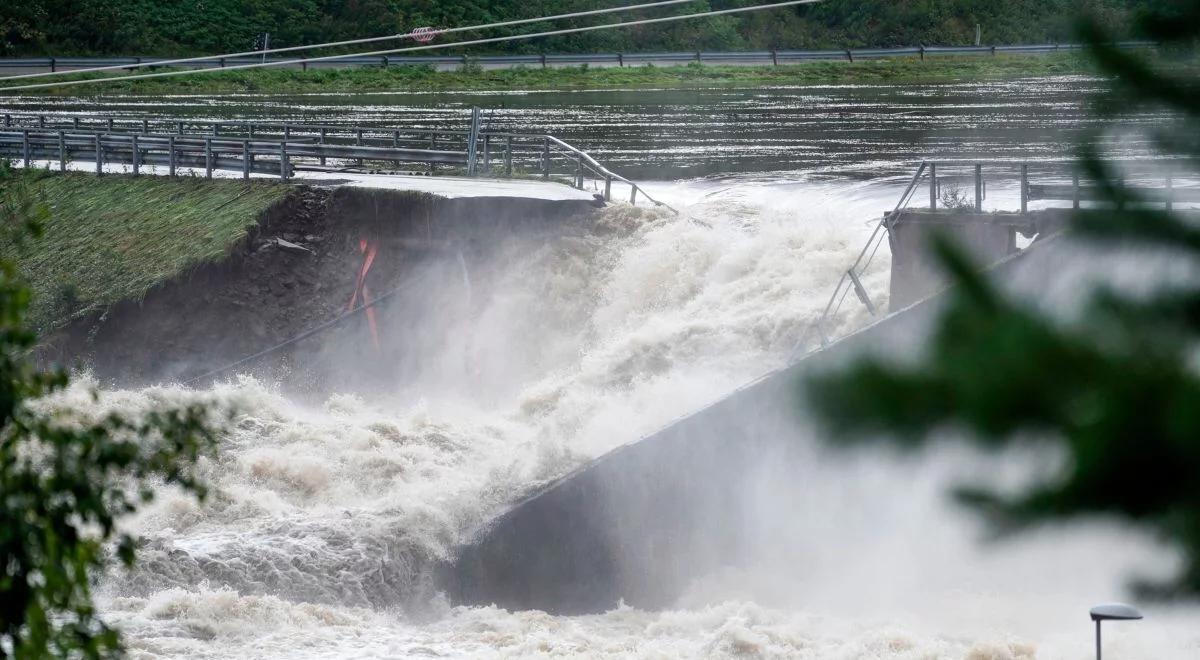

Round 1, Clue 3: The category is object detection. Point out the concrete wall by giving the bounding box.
[887,209,1070,310]
[888,211,1014,309]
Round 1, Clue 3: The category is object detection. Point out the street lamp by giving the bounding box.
[1090,603,1143,660]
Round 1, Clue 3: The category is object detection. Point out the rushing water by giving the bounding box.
[5,77,1198,658]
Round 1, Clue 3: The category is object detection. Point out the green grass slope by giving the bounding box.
[2,170,291,331]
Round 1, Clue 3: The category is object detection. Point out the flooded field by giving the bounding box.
[2,75,1169,181]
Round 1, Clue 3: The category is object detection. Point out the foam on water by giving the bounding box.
[101,590,1195,659]
[49,179,1197,658]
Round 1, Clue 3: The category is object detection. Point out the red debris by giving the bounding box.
[348,237,381,351]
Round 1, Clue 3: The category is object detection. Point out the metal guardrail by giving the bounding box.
[798,162,927,348]
[922,159,1197,213]
[0,111,673,210]
[793,157,1194,357]
[0,42,1154,73]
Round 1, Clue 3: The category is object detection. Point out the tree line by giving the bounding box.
[0,0,1155,57]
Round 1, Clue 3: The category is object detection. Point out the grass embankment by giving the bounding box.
[3,171,291,331]
[27,53,1112,95]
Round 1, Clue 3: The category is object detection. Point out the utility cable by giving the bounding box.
[0,0,704,82]
[0,0,825,93]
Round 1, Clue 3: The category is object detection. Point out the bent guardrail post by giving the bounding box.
[1021,164,1029,213]
[505,135,513,177]
[538,134,675,212]
[803,160,929,351]
[929,162,937,209]
[1166,169,1173,212]
[847,268,877,316]
[974,163,983,211]
[466,107,481,176]
[430,132,437,174]
[204,137,213,178]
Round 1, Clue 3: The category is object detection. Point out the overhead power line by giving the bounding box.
[0,0,704,83]
[0,0,824,93]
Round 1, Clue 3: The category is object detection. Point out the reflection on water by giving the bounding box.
[0,75,1170,181]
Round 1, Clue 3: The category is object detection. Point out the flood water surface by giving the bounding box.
[2,75,1170,181]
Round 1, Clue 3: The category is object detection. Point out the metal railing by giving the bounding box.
[0,111,673,210]
[792,157,1196,357]
[923,159,1200,213]
[797,163,927,349]
[0,42,1154,73]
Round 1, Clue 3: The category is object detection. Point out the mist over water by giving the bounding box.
[68,179,1195,659]
[13,78,1199,657]
[76,179,908,658]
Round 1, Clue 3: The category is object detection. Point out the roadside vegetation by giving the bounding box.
[0,162,224,658]
[18,53,1148,95]
[0,168,290,331]
[0,0,1156,57]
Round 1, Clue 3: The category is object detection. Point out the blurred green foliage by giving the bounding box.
[0,162,225,657]
[807,0,1200,597]
[0,0,1161,57]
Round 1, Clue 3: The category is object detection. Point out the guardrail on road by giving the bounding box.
[0,111,674,209]
[0,42,1154,73]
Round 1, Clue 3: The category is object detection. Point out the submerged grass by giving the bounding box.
[2,170,290,331]
[19,53,1127,95]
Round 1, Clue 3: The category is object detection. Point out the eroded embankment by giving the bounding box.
[35,180,597,389]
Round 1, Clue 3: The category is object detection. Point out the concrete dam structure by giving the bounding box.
[440,156,1193,614]
[442,262,943,614]
[30,146,1186,632]
[441,207,1176,615]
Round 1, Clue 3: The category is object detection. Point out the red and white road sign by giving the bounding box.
[410,27,439,43]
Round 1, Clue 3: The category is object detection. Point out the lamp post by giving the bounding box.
[1090,603,1143,660]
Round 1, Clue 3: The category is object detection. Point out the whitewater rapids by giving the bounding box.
[49,179,1197,658]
